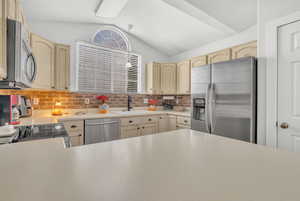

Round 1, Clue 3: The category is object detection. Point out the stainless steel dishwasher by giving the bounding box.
[85,118,120,145]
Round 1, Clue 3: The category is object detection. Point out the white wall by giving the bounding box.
[257,0,300,145]
[28,20,169,92]
[169,25,257,62]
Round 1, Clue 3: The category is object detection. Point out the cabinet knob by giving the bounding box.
[129,120,133,123]
[71,125,77,128]
[142,127,145,129]
[78,134,82,137]
[148,118,152,121]
[280,122,289,129]
[137,127,140,130]
[184,120,188,123]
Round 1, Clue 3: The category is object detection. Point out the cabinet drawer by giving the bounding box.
[120,117,141,126]
[140,116,159,124]
[63,120,84,136]
[177,116,191,126]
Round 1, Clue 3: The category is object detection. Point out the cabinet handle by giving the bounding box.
[160,117,163,119]
[137,127,140,130]
[184,120,188,123]
[78,134,82,137]
[142,127,145,129]
[148,118,152,121]
[71,125,77,128]
[129,120,133,123]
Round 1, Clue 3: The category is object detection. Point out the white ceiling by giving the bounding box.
[23,0,257,56]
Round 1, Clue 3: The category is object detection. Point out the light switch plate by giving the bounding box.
[33,98,39,105]
[144,98,148,104]
[84,98,90,105]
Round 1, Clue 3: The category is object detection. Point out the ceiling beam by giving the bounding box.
[161,0,236,35]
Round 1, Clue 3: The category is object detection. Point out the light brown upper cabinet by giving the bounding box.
[190,55,207,67]
[231,41,257,59]
[7,0,17,20]
[160,63,177,95]
[208,49,232,64]
[55,44,70,90]
[146,62,161,94]
[31,33,55,89]
[0,0,7,80]
[177,60,191,94]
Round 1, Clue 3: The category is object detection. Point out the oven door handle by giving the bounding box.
[29,53,37,82]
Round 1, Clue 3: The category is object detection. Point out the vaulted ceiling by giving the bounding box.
[23,0,257,56]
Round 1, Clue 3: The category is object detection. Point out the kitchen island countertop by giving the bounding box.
[1,129,300,201]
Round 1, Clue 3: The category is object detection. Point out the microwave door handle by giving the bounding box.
[29,53,37,82]
[205,84,211,133]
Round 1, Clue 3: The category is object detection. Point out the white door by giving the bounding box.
[278,20,300,152]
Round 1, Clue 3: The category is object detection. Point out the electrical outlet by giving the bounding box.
[33,98,39,105]
[84,98,90,105]
[144,98,148,104]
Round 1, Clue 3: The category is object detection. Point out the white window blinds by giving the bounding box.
[76,42,140,93]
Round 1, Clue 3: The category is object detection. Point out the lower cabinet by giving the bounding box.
[62,120,84,147]
[158,115,169,132]
[141,123,157,135]
[69,134,84,147]
[168,115,177,131]
[121,125,140,138]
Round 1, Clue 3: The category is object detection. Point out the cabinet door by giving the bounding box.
[160,63,177,94]
[177,60,191,94]
[191,55,207,67]
[231,41,257,59]
[0,0,6,79]
[69,134,84,147]
[31,33,55,89]
[146,62,161,94]
[141,123,157,136]
[55,44,70,90]
[208,49,231,64]
[158,115,169,133]
[7,0,17,20]
[121,125,140,138]
[168,115,177,131]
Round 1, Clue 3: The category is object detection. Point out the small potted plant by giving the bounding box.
[97,95,109,114]
[148,99,158,111]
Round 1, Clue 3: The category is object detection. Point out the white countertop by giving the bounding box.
[18,109,191,126]
[1,129,300,201]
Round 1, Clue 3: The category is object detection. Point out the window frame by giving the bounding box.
[74,41,141,94]
[91,26,132,52]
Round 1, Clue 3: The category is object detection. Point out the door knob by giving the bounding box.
[280,122,289,129]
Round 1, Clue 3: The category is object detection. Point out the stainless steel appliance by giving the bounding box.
[0,19,36,89]
[191,57,257,143]
[0,95,21,126]
[11,123,70,147]
[85,119,120,144]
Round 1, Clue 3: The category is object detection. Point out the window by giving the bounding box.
[75,41,141,94]
[92,27,130,51]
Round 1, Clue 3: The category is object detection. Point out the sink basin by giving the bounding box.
[112,110,149,115]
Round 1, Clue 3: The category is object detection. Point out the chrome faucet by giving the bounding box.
[127,95,133,111]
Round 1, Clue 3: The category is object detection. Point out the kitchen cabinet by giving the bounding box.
[141,123,157,135]
[121,125,140,138]
[158,115,169,133]
[160,63,177,94]
[55,44,70,90]
[177,60,191,94]
[7,0,17,20]
[190,55,207,67]
[146,62,161,94]
[63,120,84,147]
[31,33,55,89]
[168,115,177,131]
[176,116,191,129]
[0,0,7,80]
[231,41,257,59]
[208,49,231,64]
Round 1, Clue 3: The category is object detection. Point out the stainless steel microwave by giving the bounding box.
[0,19,36,89]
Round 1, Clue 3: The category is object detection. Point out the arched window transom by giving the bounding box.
[92,27,130,51]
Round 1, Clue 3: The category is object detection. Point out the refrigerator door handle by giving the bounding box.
[210,83,216,133]
[205,84,211,133]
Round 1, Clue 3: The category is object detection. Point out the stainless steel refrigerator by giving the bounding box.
[191,57,257,143]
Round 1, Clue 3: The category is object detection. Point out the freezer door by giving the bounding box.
[211,57,256,142]
[191,65,211,132]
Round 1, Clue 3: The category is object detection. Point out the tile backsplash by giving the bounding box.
[0,89,191,110]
